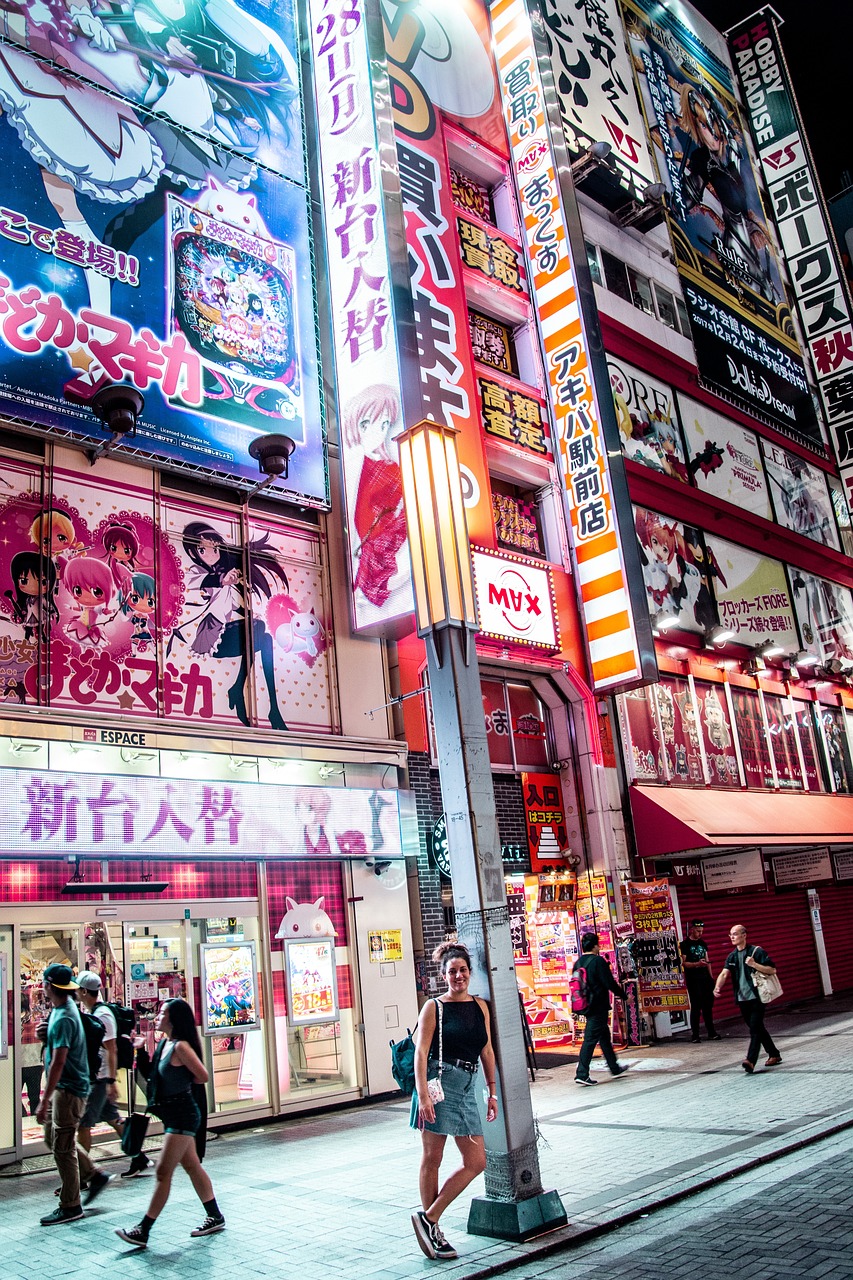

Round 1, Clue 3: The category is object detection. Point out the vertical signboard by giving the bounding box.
[310,0,418,629]
[729,12,853,494]
[623,0,815,441]
[490,0,656,691]
[540,0,656,194]
[627,879,688,1012]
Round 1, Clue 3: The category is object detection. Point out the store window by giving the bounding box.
[731,690,774,789]
[693,681,740,787]
[763,694,804,790]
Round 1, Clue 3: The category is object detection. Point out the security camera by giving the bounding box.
[90,384,144,439]
[249,433,297,478]
[373,860,392,877]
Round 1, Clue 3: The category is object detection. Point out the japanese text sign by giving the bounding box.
[471,547,559,648]
[627,879,688,1011]
[491,0,648,690]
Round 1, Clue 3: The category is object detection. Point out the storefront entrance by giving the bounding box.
[11,902,270,1161]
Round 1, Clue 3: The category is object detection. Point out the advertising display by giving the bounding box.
[678,396,771,518]
[703,535,799,650]
[284,938,338,1026]
[609,358,687,482]
[623,0,815,439]
[540,0,656,193]
[309,0,412,630]
[789,569,853,665]
[521,772,568,871]
[729,13,853,480]
[479,377,552,460]
[200,941,260,1035]
[761,441,839,550]
[367,930,404,963]
[0,6,326,501]
[626,879,688,1011]
[731,689,774,789]
[654,676,705,785]
[634,505,718,634]
[492,0,655,691]
[0,766,406,859]
[693,680,740,788]
[0,457,334,733]
[773,848,833,888]
[384,0,497,555]
[470,547,560,649]
[701,848,766,894]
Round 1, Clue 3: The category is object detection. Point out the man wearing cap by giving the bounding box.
[77,972,125,1155]
[36,964,110,1225]
[679,921,721,1044]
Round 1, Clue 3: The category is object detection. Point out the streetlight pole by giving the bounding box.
[398,419,567,1242]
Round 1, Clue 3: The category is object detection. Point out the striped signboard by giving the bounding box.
[490,0,650,690]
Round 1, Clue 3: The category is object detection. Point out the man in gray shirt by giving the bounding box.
[713,924,781,1074]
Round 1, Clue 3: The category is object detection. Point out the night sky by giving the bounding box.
[691,0,853,198]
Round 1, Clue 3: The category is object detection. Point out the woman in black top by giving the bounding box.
[115,1000,224,1249]
[410,942,498,1261]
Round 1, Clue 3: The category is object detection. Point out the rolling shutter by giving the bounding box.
[813,883,853,993]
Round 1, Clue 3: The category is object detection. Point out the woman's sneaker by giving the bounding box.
[190,1214,226,1237]
[121,1154,151,1179]
[412,1211,436,1259]
[115,1225,148,1248]
[429,1221,458,1261]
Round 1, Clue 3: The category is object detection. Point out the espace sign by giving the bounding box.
[471,548,560,650]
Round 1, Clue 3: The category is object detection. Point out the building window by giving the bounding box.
[627,266,654,316]
[491,479,544,557]
[600,248,632,303]
[586,241,603,286]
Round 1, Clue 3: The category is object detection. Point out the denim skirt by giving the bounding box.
[409,1063,483,1137]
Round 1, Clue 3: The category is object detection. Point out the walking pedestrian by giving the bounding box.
[410,942,498,1262]
[713,924,782,1073]
[679,921,721,1043]
[573,933,630,1086]
[76,973,126,1152]
[36,964,112,1225]
[115,999,224,1249]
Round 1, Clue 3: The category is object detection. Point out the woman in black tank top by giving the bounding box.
[410,942,499,1261]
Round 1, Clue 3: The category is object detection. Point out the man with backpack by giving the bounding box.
[572,933,631,1086]
[77,972,126,1156]
[36,965,111,1225]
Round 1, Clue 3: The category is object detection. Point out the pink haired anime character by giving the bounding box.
[101,521,140,597]
[635,509,682,610]
[343,384,405,609]
[62,556,114,647]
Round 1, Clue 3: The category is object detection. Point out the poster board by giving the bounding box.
[284,938,339,1026]
[627,879,688,1011]
[200,942,260,1036]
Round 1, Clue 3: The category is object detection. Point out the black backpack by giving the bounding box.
[79,1009,106,1083]
[98,1001,136,1070]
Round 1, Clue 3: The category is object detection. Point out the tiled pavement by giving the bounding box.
[2,995,853,1279]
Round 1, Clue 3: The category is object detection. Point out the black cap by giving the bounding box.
[44,963,78,990]
[689,919,705,928]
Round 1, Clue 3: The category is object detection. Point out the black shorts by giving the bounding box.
[150,1091,201,1137]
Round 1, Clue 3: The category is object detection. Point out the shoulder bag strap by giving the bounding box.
[434,998,443,1075]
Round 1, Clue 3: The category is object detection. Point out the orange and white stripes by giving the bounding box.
[491,0,644,690]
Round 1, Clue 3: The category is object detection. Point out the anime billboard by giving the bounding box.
[703,535,798,651]
[760,440,840,551]
[634,505,719,635]
[789,569,853,666]
[0,455,333,732]
[0,4,326,503]
[678,394,771,518]
[608,357,687,481]
[622,0,815,441]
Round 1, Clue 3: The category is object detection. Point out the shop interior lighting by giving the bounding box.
[62,881,169,895]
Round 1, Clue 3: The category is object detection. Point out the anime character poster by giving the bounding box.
[692,680,740,788]
[622,0,816,440]
[789,568,853,667]
[760,441,840,551]
[678,394,771,518]
[284,938,338,1025]
[702,534,798,651]
[608,357,687,482]
[0,453,333,731]
[0,3,326,503]
[633,504,720,634]
[201,942,260,1034]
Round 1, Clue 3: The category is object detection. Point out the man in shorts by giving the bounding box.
[77,973,125,1153]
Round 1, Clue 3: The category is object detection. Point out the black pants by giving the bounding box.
[21,1064,42,1115]
[738,998,779,1065]
[576,1008,619,1078]
[686,975,717,1038]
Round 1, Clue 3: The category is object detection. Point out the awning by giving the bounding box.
[630,785,853,857]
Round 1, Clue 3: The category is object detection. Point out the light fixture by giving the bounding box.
[9,739,42,755]
[705,623,735,646]
[317,763,343,780]
[652,609,679,634]
[824,657,844,676]
[228,755,255,772]
[246,432,297,500]
[792,650,819,668]
[120,748,157,764]
[65,383,145,464]
[62,881,169,895]
[397,418,478,644]
[757,640,786,660]
[570,140,612,183]
[613,181,668,230]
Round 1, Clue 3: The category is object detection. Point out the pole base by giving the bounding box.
[467,1190,568,1242]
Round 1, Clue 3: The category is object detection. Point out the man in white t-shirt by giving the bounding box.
[77,973,125,1152]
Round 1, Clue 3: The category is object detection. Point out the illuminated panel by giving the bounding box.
[471,547,559,649]
[490,0,644,689]
[309,0,413,629]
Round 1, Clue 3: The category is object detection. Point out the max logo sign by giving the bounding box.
[488,570,542,633]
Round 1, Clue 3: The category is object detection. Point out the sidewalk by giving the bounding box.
[3,994,853,1280]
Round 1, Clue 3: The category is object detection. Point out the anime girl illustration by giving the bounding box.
[703,687,731,750]
[635,508,681,612]
[4,552,58,642]
[343,384,406,610]
[678,83,779,305]
[120,572,156,652]
[174,521,289,730]
[61,556,115,648]
[28,509,85,568]
[101,521,140,598]
[294,789,333,858]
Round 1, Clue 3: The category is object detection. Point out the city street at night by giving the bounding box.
[3,996,852,1279]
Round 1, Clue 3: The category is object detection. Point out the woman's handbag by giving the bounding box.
[426,999,445,1105]
[752,967,783,1004]
[121,1108,149,1157]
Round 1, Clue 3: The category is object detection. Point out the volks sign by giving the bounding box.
[471,548,559,650]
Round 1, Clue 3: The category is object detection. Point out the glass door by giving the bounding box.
[19,925,82,1147]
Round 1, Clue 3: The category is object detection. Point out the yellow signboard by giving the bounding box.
[368,930,403,963]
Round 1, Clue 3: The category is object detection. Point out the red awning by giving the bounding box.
[630,785,853,857]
